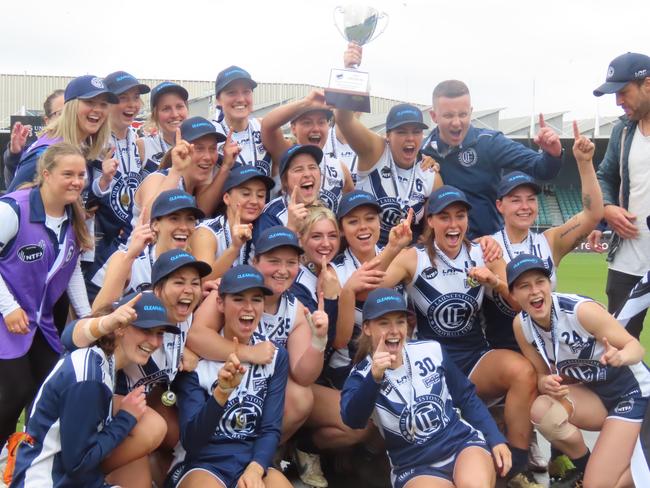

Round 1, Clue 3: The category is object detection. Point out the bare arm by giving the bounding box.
[334,108,385,172]
[286,303,325,386]
[92,252,134,312]
[380,247,417,289]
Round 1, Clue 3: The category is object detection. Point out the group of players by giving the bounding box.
[0,45,648,488]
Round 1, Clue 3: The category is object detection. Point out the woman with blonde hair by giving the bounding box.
[0,142,92,449]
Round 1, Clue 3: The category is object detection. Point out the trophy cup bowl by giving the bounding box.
[324,5,388,113]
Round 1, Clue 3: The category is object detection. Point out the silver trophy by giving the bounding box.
[325,5,389,113]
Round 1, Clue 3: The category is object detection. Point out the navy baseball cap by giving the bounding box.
[506,253,551,289]
[64,75,119,104]
[254,226,304,255]
[104,71,150,96]
[215,65,258,96]
[362,288,411,321]
[180,116,226,143]
[219,265,272,296]
[151,189,205,220]
[279,144,323,176]
[427,185,472,214]
[223,165,275,194]
[150,81,189,111]
[337,190,381,219]
[594,52,650,96]
[151,249,212,286]
[497,171,541,199]
[115,291,179,333]
[290,107,334,123]
[386,103,428,131]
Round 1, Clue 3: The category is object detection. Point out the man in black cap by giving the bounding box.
[589,52,650,339]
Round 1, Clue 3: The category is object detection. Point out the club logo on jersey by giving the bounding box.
[18,241,45,263]
[423,266,438,280]
[558,359,607,383]
[377,197,404,232]
[110,172,143,223]
[381,166,392,178]
[458,148,478,167]
[221,395,264,439]
[319,188,339,214]
[614,398,634,415]
[399,394,449,444]
[255,159,271,177]
[427,293,479,337]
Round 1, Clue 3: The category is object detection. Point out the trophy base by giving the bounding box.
[324,87,371,113]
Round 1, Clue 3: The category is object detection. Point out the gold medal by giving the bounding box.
[236,412,245,429]
[161,388,177,407]
[120,192,131,207]
[466,275,480,288]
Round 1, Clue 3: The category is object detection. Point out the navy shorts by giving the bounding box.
[166,460,242,488]
[606,395,649,422]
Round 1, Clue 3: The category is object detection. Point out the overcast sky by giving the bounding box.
[3,0,648,120]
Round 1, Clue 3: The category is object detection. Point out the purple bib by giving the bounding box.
[0,189,80,358]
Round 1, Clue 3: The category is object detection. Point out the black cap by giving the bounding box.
[115,291,179,333]
[279,144,323,176]
[150,81,189,111]
[506,253,551,289]
[104,71,150,96]
[215,65,258,96]
[426,185,472,214]
[290,106,334,123]
[337,190,381,219]
[151,249,212,286]
[223,165,275,194]
[254,226,304,255]
[180,116,226,143]
[64,75,119,104]
[496,171,541,199]
[593,52,650,96]
[386,103,428,131]
[362,288,411,321]
[151,189,205,220]
[219,265,272,296]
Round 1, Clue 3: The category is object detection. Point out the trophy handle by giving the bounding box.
[367,11,389,43]
[333,6,348,41]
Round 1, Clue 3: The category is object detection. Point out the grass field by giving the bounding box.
[556,252,650,363]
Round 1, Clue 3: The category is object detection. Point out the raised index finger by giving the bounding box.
[139,206,149,225]
[375,332,387,353]
[538,113,546,128]
[175,127,182,145]
[291,185,298,205]
[317,291,325,312]
[126,292,142,308]
[233,335,240,357]
[572,120,580,140]
[405,207,414,227]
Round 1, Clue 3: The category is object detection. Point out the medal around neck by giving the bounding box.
[161,388,177,407]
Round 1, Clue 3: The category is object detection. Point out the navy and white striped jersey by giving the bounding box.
[172,338,288,474]
[214,117,272,177]
[519,293,650,406]
[254,291,300,349]
[323,126,357,181]
[616,270,650,329]
[256,195,288,236]
[11,346,136,488]
[356,145,435,246]
[483,229,555,350]
[408,244,488,374]
[197,214,254,267]
[341,340,505,472]
[140,134,171,175]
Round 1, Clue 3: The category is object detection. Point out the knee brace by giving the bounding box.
[532,395,578,442]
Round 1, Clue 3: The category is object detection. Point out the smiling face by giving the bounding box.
[186,134,218,184]
[152,209,198,251]
[496,186,539,233]
[510,270,552,325]
[116,325,166,366]
[301,218,339,265]
[110,87,143,134]
[217,79,254,125]
[156,267,202,323]
[291,112,330,148]
[428,202,469,257]
[154,92,189,139]
[430,94,472,147]
[283,153,321,204]
[42,154,87,205]
[77,95,111,138]
[254,248,301,296]
[224,179,267,223]
[218,289,266,344]
[363,311,408,367]
[386,124,423,167]
[340,205,380,257]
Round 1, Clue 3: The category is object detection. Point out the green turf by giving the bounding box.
[556,252,650,363]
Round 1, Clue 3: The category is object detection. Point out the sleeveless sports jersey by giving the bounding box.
[519,293,650,408]
[197,215,254,267]
[140,134,172,176]
[11,346,136,488]
[408,244,488,375]
[124,244,156,294]
[116,315,193,394]
[341,340,505,474]
[214,117,272,177]
[319,153,346,214]
[293,264,318,307]
[323,126,358,184]
[357,145,436,246]
[129,169,186,232]
[254,291,300,349]
[483,229,556,350]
